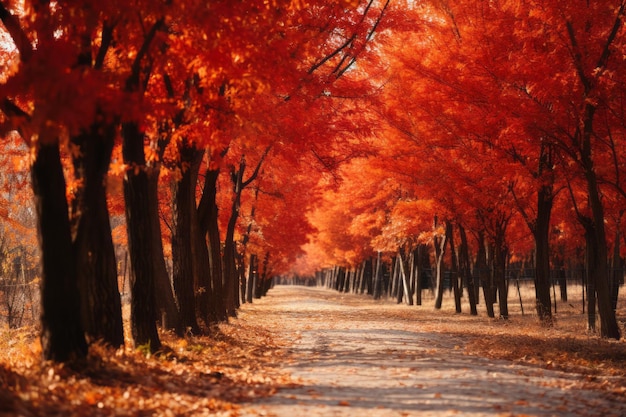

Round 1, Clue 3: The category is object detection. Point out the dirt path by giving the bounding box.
[237,286,625,417]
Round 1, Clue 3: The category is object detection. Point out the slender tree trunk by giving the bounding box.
[445,222,462,313]
[237,252,247,303]
[32,143,87,362]
[193,200,213,326]
[171,141,201,334]
[373,252,382,300]
[71,123,124,347]
[581,148,620,339]
[246,254,257,303]
[223,178,241,317]
[122,121,161,352]
[533,174,554,325]
[398,249,412,305]
[494,234,509,319]
[610,227,622,311]
[198,168,226,322]
[476,232,495,318]
[583,223,598,331]
[147,170,182,334]
[434,218,447,310]
[458,225,477,315]
[568,4,622,340]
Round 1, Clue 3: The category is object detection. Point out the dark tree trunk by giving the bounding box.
[415,244,429,306]
[434,217,447,310]
[445,222,462,313]
[122,121,161,352]
[493,218,509,319]
[583,222,598,332]
[237,252,247,302]
[255,252,271,298]
[458,225,477,315]
[246,254,257,303]
[532,148,554,325]
[581,148,620,339]
[567,9,621,340]
[171,141,201,335]
[361,258,370,294]
[71,123,124,347]
[223,169,242,317]
[147,170,182,335]
[32,143,87,362]
[198,168,226,322]
[192,193,213,326]
[476,232,495,318]
[373,252,383,300]
[610,228,622,311]
[398,249,412,305]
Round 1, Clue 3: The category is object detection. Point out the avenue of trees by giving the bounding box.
[297,0,626,341]
[0,0,625,364]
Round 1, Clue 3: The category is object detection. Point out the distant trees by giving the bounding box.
[299,0,626,340]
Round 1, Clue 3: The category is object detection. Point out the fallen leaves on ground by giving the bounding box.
[2,285,626,415]
[0,316,295,416]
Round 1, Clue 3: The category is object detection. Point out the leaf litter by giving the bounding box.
[1,283,626,416]
[0,315,296,416]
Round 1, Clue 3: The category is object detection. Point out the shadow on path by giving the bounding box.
[239,286,625,417]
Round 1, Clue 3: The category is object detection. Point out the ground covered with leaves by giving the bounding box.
[417,287,626,398]
[0,317,295,416]
[1,284,626,416]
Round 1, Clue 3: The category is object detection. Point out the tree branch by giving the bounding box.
[125,17,165,92]
[242,145,271,188]
[0,1,33,62]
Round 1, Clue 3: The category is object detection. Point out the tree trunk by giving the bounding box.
[198,167,227,322]
[373,252,382,300]
[476,232,495,318]
[458,224,477,315]
[581,140,620,339]
[398,249,412,305]
[171,141,202,335]
[223,173,242,317]
[445,222,462,313]
[122,121,161,352]
[434,218,447,310]
[192,193,213,326]
[533,161,554,325]
[246,254,257,303]
[493,220,509,319]
[147,170,182,334]
[610,227,622,311]
[568,5,622,340]
[583,223,598,332]
[71,123,124,347]
[32,142,87,362]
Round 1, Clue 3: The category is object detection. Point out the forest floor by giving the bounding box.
[1,284,626,416]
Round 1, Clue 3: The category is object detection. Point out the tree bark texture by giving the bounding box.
[71,123,124,347]
[122,121,161,352]
[458,225,477,315]
[32,143,87,362]
[171,141,201,334]
[476,233,495,318]
[147,170,182,335]
[198,167,227,322]
[533,145,554,325]
[433,220,447,310]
